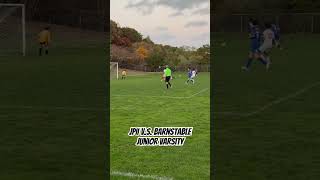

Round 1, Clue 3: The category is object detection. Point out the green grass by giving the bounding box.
[110,73,210,180]
[213,33,320,179]
[0,42,107,179]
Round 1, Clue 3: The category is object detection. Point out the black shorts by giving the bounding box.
[165,76,171,82]
[39,42,48,46]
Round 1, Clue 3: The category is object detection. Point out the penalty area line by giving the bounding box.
[215,81,320,118]
[111,171,174,180]
[112,88,209,99]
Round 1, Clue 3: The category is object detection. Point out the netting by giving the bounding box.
[213,13,320,33]
[110,62,118,79]
[0,4,24,56]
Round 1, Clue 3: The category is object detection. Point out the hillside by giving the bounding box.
[110,20,210,71]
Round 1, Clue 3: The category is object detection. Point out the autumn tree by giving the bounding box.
[136,46,149,62]
[111,20,210,69]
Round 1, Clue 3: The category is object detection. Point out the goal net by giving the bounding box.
[110,62,119,79]
[0,3,25,56]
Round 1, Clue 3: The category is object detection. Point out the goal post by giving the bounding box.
[110,62,119,79]
[0,3,26,56]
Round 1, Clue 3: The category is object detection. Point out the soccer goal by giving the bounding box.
[0,3,26,56]
[110,62,119,79]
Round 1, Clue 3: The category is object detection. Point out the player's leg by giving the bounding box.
[258,54,267,65]
[165,76,170,89]
[275,35,282,49]
[39,43,44,56]
[266,55,271,70]
[247,51,254,67]
[264,51,272,70]
[242,48,254,71]
[167,76,172,88]
[44,43,49,55]
[257,45,269,65]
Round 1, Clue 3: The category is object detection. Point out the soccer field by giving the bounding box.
[0,26,107,179]
[110,72,210,179]
[213,33,320,179]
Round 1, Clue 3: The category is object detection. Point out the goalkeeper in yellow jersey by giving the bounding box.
[38,27,51,56]
[121,70,127,80]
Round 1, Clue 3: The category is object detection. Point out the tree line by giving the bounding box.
[111,20,210,71]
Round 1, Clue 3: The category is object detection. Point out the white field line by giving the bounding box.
[0,105,105,111]
[126,74,155,77]
[0,89,209,111]
[112,88,209,99]
[111,171,174,180]
[216,81,320,117]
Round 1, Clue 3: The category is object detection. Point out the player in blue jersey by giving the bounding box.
[242,19,268,71]
[185,68,194,84]
[271,23,281,49]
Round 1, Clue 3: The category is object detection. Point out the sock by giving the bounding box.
[166,84,169,89]
[39,48,42,56]
[246,58,253,68]
[45,50,48,55]
[259,58,267,65]
[168,82,171,87]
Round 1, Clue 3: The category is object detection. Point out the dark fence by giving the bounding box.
[213,13,320,33]
[31,8,108,31]
[117,61,210,72]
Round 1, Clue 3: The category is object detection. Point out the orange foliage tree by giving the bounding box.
[136,46,148,62]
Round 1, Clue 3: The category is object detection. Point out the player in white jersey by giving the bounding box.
[190,69,197,84]
[258,23,274,70]
[191,69,197,78]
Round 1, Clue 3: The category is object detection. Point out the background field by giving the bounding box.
[110,72,210,180]
[213,33,320,179]
[0,24,107,180]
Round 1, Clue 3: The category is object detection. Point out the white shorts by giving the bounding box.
[259,43,273,53]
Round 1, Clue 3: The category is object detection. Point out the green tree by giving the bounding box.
[146,46,165,70]
[122,27,143,43]
[143,36,154,44]
[197,44,210,64]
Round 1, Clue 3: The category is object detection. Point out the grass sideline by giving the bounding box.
[213,33,320,180]
[0,29,107,179]
[111,72,210,180]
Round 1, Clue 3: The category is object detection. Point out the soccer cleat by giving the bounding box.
[241,66,249,71]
